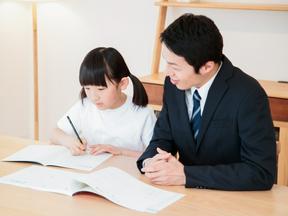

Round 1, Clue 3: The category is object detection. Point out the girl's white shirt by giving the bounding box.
[57,96,156,152]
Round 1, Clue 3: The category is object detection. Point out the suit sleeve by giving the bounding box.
[137,78,177,172]
[184,85,276,190]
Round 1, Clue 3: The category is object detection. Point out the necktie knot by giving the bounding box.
[193,90,201,102]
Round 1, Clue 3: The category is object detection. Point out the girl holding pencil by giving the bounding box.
[51,47,156,157]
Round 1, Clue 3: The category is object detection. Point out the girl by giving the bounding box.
[51,47,156,157]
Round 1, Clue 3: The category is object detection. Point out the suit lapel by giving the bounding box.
[174,87,196,153]
[196,56,233,152]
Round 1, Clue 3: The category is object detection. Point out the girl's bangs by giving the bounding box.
[80,65,107,87]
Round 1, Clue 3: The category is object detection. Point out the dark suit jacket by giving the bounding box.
[137,56,276,190]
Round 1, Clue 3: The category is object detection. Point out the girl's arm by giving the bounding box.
[88,144,142,158]
[50,128,86,156]
[120,148,142,158]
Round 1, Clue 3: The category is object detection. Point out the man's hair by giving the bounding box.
[161,13,223,73]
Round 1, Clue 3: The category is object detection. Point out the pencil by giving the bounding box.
[66,116,83,144]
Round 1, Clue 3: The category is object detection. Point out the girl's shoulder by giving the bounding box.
[128,102,155,118]
[128,105,156,126]
[124,96,152,114]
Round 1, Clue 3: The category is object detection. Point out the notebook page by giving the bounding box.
[48,150,112,171]
[2,145,65,165]
[0,166,85,196]
[76,167,185,213]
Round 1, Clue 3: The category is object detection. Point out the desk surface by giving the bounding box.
[1,135,288,216]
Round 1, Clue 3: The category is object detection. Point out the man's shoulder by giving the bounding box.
[230,67,264,95]
[221,56,264,95]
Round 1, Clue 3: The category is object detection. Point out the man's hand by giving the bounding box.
[142,147,171,168]
[141,148,186,186]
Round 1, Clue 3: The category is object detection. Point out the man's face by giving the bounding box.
[162,44,206,90]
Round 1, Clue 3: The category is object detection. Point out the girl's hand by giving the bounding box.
[88,144,122,156]
[66,138,87,156]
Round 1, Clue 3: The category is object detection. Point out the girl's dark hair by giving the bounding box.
[161,13,223,73]
[79,47,148,107]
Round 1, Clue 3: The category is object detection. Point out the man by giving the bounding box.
[137,13,276,190]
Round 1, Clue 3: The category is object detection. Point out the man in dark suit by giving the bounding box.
[137,13,276,190]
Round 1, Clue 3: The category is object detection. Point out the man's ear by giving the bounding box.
[119,77,129,90]
[199,61,215,75]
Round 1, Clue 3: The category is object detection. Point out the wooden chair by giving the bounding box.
[274,121,288,186]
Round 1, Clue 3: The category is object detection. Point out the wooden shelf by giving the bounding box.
[144,0,288,120]
[140,73,166,85]
[149,1,288,77]
[141,73,288,121]
[155,1,288,11]
[259,80,288,99]
[141,73,288,99]
[148,104,162,111]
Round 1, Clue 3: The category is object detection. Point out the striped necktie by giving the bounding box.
[191,90,201,140]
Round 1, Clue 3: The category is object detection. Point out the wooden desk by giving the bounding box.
[1,135,288,216]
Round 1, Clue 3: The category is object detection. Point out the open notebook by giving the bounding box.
[2,144,111,171]
[0,166,184,213]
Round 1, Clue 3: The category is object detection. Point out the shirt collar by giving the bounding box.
[191,61,222,99]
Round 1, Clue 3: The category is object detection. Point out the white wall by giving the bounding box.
[37,0,157,140]
[0,2,33,138]
[165,5,288,81]
[0,0,287,140]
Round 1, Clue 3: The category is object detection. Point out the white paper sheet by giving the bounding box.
[2,145,112,171]
[0,166,185,213]
[77,167,185,213]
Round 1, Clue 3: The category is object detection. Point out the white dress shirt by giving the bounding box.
[185,62,222,120]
